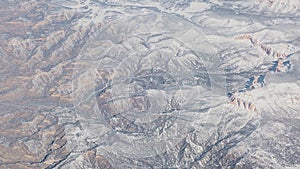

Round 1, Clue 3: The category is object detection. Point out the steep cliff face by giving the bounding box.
[0,0,299,168]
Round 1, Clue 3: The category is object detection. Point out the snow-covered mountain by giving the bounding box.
[0,0,299,168]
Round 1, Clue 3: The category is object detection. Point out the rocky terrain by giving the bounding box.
[0,0,299,168]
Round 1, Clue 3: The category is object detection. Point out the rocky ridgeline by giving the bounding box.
[227,34,295,113]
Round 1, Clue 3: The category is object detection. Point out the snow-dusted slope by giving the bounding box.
[0,0,299,168]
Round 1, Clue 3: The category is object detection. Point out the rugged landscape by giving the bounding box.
[0,0,299,168]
